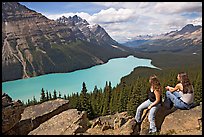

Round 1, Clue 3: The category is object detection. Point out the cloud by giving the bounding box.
[154,2,202,14]
[42,2,202,43]
[187,17,202,26]
[89,8,136,24]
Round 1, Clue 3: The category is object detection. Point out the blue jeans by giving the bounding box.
[135,99,161,133]
[164,91,192,110]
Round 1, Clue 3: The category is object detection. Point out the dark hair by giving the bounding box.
[149,75,162,92]
[178,72,194,94]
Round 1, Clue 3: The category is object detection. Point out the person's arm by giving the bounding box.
[165,83,181,92]
[148,90,161,109]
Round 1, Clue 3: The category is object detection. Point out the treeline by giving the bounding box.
[24,89,64,106]
[24,66,202,120]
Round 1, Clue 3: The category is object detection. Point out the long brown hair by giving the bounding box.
[149,75,162,93]
[178,72,194,94]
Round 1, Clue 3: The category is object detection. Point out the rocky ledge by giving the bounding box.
[2,94,202,135]
[4,98,70,135]
[2,93,25,134]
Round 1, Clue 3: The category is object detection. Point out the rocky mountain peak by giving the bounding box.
[178,24,202,35]
[56,15,89,26]
[2,2,42,22]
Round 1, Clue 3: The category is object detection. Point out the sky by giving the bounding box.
[20,2,202,43]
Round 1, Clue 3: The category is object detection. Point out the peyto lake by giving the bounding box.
[2,55,160,102]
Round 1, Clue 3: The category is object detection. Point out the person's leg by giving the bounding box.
[135,99,151,123]
[148,103,161,133]
[166,91,187,109]
[172,91,181,98]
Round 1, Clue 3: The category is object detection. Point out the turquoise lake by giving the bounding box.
[2,55,159,102]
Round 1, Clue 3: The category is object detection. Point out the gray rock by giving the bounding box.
[2,94,24,134]
[28,109,90,135]
[5,99,69,135]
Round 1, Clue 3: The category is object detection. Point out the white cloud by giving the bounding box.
[42,2,202,43]
[89,8,136,24]
[188,17,202,26]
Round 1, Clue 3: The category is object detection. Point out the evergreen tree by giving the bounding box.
[90,86,99,117]
[46,90,49,101]
[53,90,57,99]
[58,91,62,98]
[127,85,141,116]
[118,81,128,113]
[33,96,38,105]
[40,88,46,102]
[69,92,80,109]
[80,82,94,119]
[27,99,31,106]
[49,91,52,100]
[63,94,67,100]
[109,87,118,114]
[102,81,112,116]
[194,73,202,104]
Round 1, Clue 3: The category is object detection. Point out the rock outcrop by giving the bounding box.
[2,94,202,135]
[2,93,25,134]
[81,112,137,135]
[28,109,90,135]
[140,103,202,135]
[4,99,70,135]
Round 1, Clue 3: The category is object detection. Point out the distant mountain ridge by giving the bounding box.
[123,24,202,52]
[2,2,130,82]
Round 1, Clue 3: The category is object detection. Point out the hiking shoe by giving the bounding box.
[135,122,141,133]
[148,131,160,135]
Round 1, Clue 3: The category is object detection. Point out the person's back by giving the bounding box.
[179,85,194,104]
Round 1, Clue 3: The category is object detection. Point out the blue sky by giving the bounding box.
[20,2,106,15]
[20,2,202,43]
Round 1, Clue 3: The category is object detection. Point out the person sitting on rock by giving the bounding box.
[135,75,162,134]
[164,72,194,110]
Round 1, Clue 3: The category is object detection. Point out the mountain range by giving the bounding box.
[123,24,202,53]
[2,2,130,82]
[2,2,202,82]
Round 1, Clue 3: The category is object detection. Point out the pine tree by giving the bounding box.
[69,92,80,109]
[58,91,62,98]
[80,82,94,119]
[63,94,67,100]
[46,90,49,101]
[127,84,141,116]
[27,99,31,106]
[53,90,57,99]
[110,87,118,114]
[194,72,202,104]
[118,81,128,113]
[90,86,99,116]
[49,91,52,100]
[40,88,46,102]
[102,81,112,116]
[33,96,38,105]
